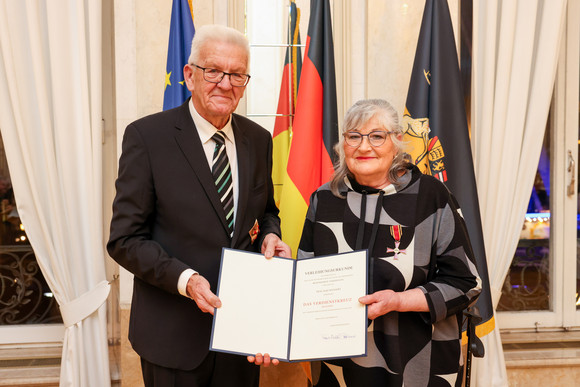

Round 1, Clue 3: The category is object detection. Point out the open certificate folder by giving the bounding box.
[210,249,368,362]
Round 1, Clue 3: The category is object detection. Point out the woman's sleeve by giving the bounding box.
[419,191,482,323]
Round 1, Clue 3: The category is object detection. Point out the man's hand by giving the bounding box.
[186,274,221,315]
[261,233,291,259]
[247,353,279,367]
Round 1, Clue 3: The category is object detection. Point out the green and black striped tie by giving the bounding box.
[211,131,234,236]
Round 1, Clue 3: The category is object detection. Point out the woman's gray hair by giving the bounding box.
[188,25,250,71]
[330,99,411,197]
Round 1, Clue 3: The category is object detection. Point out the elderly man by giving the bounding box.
[108,24,290,387]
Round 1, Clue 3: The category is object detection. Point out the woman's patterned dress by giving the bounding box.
[298,165,481,387]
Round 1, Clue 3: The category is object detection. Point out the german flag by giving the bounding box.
[272,0,302,206]
[402,0,495,339]
[278,0,338,258]
[163,0,195,111]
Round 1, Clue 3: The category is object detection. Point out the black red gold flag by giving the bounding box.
[278,0,339,257]
[272,0,302,206]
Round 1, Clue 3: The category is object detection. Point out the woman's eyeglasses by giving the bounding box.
[343,130,394,147]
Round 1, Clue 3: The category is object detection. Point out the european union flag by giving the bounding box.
[163,0,195,111]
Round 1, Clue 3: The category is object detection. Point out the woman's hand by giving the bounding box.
[247,353,279,367]
[359,288,428,320]
[359,289,401,320]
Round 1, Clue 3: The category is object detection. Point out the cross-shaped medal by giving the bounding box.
[387,240,407,260]
[387,225,407,260]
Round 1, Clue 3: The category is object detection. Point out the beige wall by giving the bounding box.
[127,0,460,134]
[134,1,214,119]
[367,0,460,115]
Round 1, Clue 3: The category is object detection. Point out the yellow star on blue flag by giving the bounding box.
[163,0,195,111]
[164,71,172,91]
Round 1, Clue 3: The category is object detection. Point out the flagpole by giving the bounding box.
[287,2,294,135]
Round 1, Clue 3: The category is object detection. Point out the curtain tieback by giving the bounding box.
[60,280,111,328]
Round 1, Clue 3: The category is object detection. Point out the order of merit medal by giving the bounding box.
[248,219,259,244]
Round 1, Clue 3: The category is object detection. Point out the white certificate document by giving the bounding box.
[210,248,367,362]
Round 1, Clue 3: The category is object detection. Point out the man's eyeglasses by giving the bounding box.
[191,64,251,87]
[343,130,394,147]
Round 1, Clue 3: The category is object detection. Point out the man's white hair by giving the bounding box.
[188,24,250,71]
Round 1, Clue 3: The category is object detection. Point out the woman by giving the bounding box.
[297,99,481,387]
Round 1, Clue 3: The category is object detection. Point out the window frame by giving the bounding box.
[496,0,580,332]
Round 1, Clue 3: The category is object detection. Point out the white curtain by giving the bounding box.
[0,1,110,386]
[471,0,567,386]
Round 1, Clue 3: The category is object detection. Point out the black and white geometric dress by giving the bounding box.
[297,165,481,387]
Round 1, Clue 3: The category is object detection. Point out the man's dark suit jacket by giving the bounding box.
[107,99,281,370]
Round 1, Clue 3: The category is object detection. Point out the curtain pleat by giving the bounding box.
[471,0,567,386]
[0,1,110,386]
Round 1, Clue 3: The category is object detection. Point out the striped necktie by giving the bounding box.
[211,131,234,235]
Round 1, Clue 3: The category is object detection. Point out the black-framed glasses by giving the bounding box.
[191,63,251,87]
[343,130,394,147]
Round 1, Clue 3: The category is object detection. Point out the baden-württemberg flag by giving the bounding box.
[278,0,338,258]
[272,0,302,206]
[402,0,494,339]
[163,0,195,111]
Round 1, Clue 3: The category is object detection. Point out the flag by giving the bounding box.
[278,0,338,258]
[272,0,302,205]
[402,0,494,339]
[163,0,195,111]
